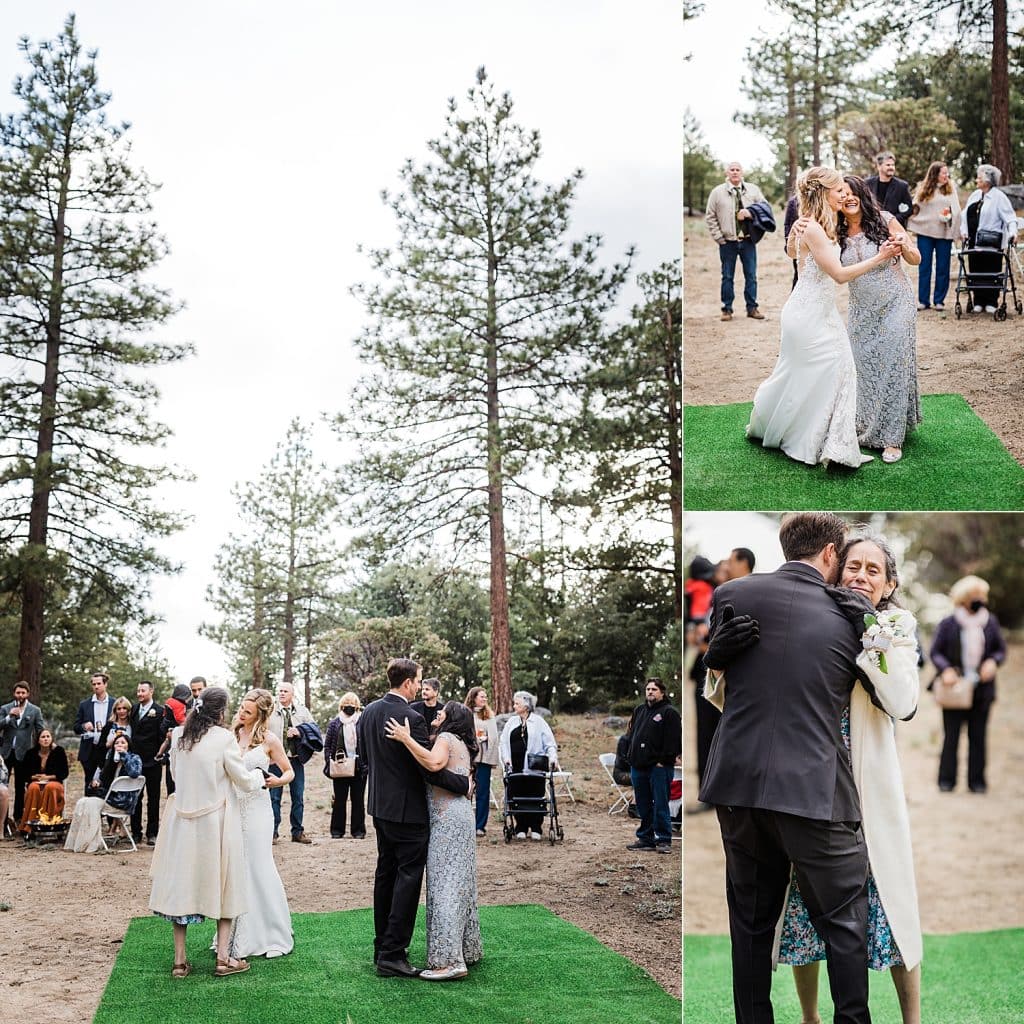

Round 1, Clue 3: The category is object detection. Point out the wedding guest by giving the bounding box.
[626,679,681,854]
[323,692,367,839]
[908,161,961,310]
[97,697,134,751]
[929,575,1006,794]
[960,165,1017,313]
[18,728,69,833]
[73,672,113,794]
[157,684,193,796]
[1,681,45,821]
[464,687,499,836]
[0,754,11,836]
[130,680,165,846]
[65,734,142,853]
[865,151,914,227]
[411,678,444,728]
[148,686,266,978]
[498,691,558,841]
[267,682,315,844]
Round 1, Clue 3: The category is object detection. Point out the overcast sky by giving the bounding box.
[0,2,681,687]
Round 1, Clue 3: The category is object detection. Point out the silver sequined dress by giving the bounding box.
[425,733,482,970]
[747,243,872,468]
[842,227,921,449]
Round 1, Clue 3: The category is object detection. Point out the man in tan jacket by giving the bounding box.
[706,162,767,321]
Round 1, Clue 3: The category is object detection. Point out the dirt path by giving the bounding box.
[683,641,1024,935]
[683,218,1024,465]
[0,715,680,1020]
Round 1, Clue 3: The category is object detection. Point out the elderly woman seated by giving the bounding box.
[18,729,70,835]
[65,734,143,852]
[498,690,559,840]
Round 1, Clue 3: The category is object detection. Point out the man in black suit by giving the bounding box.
[358,658,469,978]
[865,151,913,228]
[700,512,874,1024]
[73,672,113,792]
[130,680,164,846]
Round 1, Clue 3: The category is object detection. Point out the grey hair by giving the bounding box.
[977,164,1002,187]
[875,151,894,164]
[513,690,536,713]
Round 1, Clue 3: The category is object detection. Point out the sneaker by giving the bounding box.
[720,311,733,321]
[655,843,674,855]
[529,831,542,841]
[746,308,765,320]
[984,305,997,313]
[475,829,486,837]
[291,833,313,844]
[626,841,656,851]
[933,302,945,310]
[917,302,929,310]
[515,832,526,840]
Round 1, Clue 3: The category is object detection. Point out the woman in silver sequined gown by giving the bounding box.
[386,701,482,981]
[838,176,922,463]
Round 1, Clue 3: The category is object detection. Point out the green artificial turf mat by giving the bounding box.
[684,394,1024,510]
[95,904,681,1024]
[683,930,1024,1023]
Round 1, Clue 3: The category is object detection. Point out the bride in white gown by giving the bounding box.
[223,688,295,959]
[747,167,901,468]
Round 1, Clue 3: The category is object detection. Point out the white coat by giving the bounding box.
[149,725,264,921]
[498,713,557,775]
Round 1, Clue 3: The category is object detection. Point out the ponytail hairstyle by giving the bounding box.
[178,685,229,752]
[233,688,275,749]
[796,166,844,241]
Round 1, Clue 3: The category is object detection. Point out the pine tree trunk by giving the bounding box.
[282,526,297,685]
[303,598,313,708]
[991,0,1012,182]
[811,12,822,165]
[664,299,683,623]
[17,142,72,703]
[253,552,266,688]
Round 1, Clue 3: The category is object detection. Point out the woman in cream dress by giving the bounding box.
[148,686,266,979]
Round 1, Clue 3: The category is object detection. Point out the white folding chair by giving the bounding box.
[550,770,576,803]
[598,753,632,815]
[99,775,146,852]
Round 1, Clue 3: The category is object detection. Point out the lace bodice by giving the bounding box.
[237,743,271,822]
[427,733,471,816]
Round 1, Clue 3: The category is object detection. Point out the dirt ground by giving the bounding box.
[683,640,1024,935]
[683,218,1024,465]
[0,714,680,1020]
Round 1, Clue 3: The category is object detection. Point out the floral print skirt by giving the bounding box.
[778,870,903,970]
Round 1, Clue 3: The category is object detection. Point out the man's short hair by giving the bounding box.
[726,161,742,171]
[420,677,440,694]
[13,681,29,694]
[875,151,894,164]
[138,679,153,692]
[731,547,756,572]
[189,675,207,686]
[90,672,109,684]
[778,512,848,562]
[386,658,420,689]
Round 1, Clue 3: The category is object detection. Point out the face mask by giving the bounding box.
[342,707,356,715]
[969,599,986,613]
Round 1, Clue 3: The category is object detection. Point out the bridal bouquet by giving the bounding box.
[861,610,913,674]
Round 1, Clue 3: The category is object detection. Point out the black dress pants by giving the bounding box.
[10,757,31,822]
[131,762,163,839]
[372,816,429,962]
[716,806,871,1024]
[939,699,992,790]
[331,774,367,836]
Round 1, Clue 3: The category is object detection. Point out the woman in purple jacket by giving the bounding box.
[929,575,1007,794]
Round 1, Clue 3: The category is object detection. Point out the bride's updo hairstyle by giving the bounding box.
[179,685,230,752]
[797,166,844,241]
[838,533,902,611]
[234,687,275,749]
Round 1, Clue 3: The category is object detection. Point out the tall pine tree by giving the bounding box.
[337,68,630,712]
[0,16,188,702]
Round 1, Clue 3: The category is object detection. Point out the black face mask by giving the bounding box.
[341,707,357,715]
[969,599,987,613]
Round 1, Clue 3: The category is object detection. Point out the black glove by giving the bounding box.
[703,603,760,671]
[825,585,876,629]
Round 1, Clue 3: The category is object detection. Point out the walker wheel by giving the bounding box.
[954,302,962,319]
[503,826,512,844]
[995,306,1007,322]
[1016,302,1022,315]
[548,827,556,845]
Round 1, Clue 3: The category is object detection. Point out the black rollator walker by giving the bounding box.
[953,223,1023,321]
[501,762,564,845]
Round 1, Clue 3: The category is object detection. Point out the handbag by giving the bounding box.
[526,753,550,773]
[932,674,975,710]
[975,228,1002,250]
[329,750,356,778]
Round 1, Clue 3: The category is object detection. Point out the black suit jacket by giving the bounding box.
[865,174,913,227]
[73,696,114,764]
[698,562,867,822]
[129,702,165,765]
[359,693,468,824]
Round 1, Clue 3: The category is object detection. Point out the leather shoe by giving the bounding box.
[747,308,765,319]
[720,311,733,321]
[291,833,312,844]
[376,958,422,978]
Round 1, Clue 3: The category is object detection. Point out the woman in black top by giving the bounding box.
[17,728,69,833]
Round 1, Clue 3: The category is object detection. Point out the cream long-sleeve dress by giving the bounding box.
[704,607,923,970]
[149,725,265,921]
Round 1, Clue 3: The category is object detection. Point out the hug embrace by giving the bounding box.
[699,512,922,1024]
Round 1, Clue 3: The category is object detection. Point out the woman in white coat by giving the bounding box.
[498,691,558,840]
[959,164,1018,314]
[148,686,266,979]
[706,535,922,1024]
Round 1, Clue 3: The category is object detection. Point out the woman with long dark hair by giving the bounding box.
[148,686,266,979]
[18,728,69,833]
[386,699,482,981]
[838,175,921,464]
[908,161,960,311]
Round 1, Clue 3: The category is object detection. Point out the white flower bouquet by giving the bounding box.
[861,610,913,674]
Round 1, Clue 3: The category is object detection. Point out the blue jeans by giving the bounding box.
[719,239,758,313]
[917,235,952,306]
[474,763,493,831]
[269,757,305,837]
[631,764,673,846]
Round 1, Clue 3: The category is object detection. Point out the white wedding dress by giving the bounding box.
[746,244,872,468]
[224,744,293,958]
